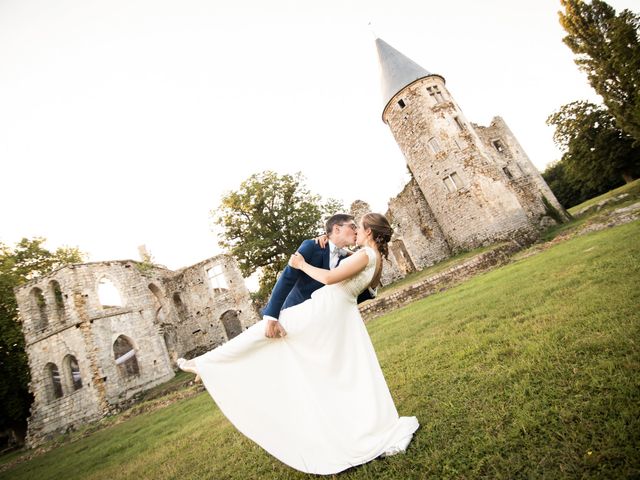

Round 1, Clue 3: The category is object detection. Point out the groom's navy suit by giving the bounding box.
[262,239,374,319]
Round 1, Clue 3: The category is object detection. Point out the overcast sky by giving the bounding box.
[1,0,637,278]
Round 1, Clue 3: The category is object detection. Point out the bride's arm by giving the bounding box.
[289,250,368,285]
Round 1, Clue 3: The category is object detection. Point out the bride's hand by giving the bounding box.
[289,252,306,270]
[314,234,329,249]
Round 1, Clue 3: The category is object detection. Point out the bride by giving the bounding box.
[178,213,419,475]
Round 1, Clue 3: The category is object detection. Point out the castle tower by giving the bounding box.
[376,38,553,249]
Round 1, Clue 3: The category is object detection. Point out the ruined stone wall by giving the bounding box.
[382,76,536,250]
[473,117,566,227]
[161,255,259,359]
[477,116,568,216]
[21,323,103,445]
[17,261,176,446]
[16,254,257,447]
[349,200,372,224]
[386,178,452,271]
[63,263,174,406]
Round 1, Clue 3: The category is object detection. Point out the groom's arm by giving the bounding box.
[262,239,317,320]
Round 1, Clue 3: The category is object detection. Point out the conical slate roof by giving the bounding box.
[375,38,435,112]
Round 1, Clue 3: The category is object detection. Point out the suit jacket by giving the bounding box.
[261,239,374,320]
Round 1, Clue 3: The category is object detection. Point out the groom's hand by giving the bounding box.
[265,319,287,338]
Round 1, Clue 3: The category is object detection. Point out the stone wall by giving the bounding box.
[349,200,372,224]
[386,178,452,271]
[16,255,258,447]
[382,76,540,251]
[473,116,568,224]
[161,255,258,359]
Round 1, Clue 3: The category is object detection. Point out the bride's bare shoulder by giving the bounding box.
[362,246,378,261]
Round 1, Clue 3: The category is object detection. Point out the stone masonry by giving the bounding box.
[16,37,569,448]
[15,255,258,447]
[362,39,569,283]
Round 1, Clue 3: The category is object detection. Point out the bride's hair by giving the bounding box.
[362,213,393,260]
[361,213,394,289]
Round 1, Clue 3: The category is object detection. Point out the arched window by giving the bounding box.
[98,278,123,307]
[63,354,82,391]
[221,310,242,340]
[113,335,139,377]
[49,280,65,322]
[31,287,48,330]
[44,362,63,402]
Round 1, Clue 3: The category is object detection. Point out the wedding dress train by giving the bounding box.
[180,246,419,475]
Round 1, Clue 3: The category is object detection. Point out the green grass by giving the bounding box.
[2,221,639,479]
[567,179,640,216]
[536,179,640,244]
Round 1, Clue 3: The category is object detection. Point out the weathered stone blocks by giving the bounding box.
[15,255,258,447]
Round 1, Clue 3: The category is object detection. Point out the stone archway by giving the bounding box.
[220,310,242,340]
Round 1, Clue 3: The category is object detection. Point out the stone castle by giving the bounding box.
[16,37,566,448]
[364,38,567,283]
[15,255,258,447]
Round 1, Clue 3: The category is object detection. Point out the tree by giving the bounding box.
[542,160,583,208]
[0,238,84,446]
[559,0,640,142]
[213,171,343,304]
[546,100,640,205]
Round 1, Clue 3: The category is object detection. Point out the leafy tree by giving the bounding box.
[559,0,640,142]
[542,160,583,208]
[213,171,343,305]
[0,238,84,445]
[545,101,640,206]
[548,100,640,184]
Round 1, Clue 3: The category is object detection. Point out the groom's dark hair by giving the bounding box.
[325,213,355,235]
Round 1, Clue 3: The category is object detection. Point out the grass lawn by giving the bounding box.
[567,179,640,216]
[535,179,640,244]
[1,221,638,479]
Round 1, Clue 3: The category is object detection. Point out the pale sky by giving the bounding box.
[1,0,637,279]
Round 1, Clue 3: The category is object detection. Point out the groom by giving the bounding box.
[263,213,375,338]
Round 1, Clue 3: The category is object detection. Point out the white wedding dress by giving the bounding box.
[184,246,419,475]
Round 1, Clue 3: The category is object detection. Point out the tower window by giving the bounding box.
[426,85,445,104]
[443,177,455,193]
[503,167,513,179]
[454,116,465,131]
[397,99,406,109]
[443,172,464,193]
[427,137,442,154]
[492,139,506,153]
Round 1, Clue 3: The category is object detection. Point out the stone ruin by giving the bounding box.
[15,37,569,448]
[351,39,569,285]
[14,255,258,447]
